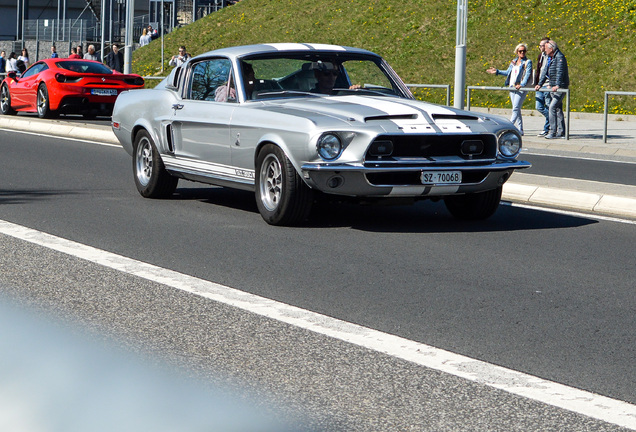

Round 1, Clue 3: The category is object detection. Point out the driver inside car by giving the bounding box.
[309,61,360,95]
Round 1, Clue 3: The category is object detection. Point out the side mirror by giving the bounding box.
[7,71,17,80]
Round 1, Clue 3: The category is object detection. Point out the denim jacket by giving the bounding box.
[496,57,532,87]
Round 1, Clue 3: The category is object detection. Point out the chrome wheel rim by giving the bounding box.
[259,153,282,211]
[1,86,9,112]
[37,87,47,116]
[135,137,153,186]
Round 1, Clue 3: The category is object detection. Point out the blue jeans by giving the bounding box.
[535,89,551,133]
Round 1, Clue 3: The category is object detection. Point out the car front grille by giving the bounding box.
[364,134,497,165]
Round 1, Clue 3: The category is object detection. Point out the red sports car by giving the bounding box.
[1,58,144,118]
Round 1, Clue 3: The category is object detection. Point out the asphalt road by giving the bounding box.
[1,130,635,431]
[523,153,636,186]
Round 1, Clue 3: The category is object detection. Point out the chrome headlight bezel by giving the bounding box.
[316,133,343,161]
[497,130,522,159]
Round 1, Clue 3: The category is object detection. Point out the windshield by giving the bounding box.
[239,53,409,101]
[56,61,114,74]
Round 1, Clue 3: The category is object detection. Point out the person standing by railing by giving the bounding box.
[487,43,533,136]
[534,37,551,137]
[535,40,569,139]
[0,51,6,73]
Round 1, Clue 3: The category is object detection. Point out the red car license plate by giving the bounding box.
[91,89,118,96]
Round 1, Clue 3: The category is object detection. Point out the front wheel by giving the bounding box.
[133,130,178,198]
[37,83,56,118]
[444,187,502,220]
[1,84,16,115]
[255,144,313,225]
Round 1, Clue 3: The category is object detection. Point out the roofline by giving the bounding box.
[192,43,379,61]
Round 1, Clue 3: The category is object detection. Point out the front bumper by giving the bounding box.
[301,159,532,197]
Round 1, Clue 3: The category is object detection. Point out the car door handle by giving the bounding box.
[172,104,184,110]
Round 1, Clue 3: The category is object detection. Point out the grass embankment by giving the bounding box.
[132,0,636,114]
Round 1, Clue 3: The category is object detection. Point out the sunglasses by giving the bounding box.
[518,50,526,53]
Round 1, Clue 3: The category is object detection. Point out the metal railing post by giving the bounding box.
[602,91,636,143]
[565,89,570,140]
[603,92,609,143]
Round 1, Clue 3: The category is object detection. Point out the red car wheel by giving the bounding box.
[1,84,16,115]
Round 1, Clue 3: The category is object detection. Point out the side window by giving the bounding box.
[188,58,235,102]
[21,63,47,78]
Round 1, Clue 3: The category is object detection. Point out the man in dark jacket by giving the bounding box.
[535,40,569,139]
[534,37,551,136]
[106,44,124,73]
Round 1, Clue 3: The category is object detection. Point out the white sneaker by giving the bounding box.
[537,131,548,137]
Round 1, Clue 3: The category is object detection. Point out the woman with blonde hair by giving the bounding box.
[487,43,533,135]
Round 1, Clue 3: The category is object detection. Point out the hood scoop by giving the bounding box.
[432,113,479,121]
[364,114,418,122]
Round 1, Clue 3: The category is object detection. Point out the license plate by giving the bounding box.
[421,171,462,185]
[91,89,118,96]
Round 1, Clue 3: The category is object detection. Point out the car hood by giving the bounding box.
[252,95,509,133]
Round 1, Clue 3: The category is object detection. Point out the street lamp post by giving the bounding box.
[454,0,468,109]
[123,0,134,73]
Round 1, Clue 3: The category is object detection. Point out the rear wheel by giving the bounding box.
[133,129,178,198]
[37,83,56,118]
[1,84,16,115]
[255,144,313,225]
[444,187,502,220]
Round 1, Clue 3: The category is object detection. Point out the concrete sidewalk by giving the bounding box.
[1,111,635,220]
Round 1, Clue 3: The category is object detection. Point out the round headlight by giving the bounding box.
[498,131,521,158]
[317,133,342,160]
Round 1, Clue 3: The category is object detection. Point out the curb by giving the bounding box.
[503,182,636,220]
[0,117,119,145]
[2,116,634,221]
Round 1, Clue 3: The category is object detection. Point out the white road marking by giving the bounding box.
[1,218,635,430]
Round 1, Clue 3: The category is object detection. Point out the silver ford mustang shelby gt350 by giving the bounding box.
[112,43,531,225]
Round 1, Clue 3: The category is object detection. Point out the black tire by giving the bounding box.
[37,83,56,118]
[255,144,313,225]
[444,186,502,220]
[1,84,16,115]
[133,129,178,198]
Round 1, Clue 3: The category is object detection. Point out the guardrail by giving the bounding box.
[466,86,571,139]
[406,84,452,106]
[603,91,636,143]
